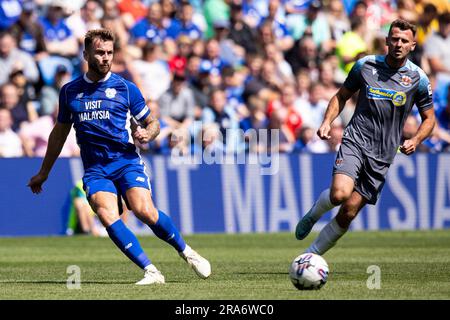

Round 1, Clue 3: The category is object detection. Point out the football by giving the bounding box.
[289,253,329,290]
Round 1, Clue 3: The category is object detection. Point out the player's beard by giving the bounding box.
[90,61,112,78]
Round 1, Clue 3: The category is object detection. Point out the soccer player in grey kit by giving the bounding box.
[295,19,436,255]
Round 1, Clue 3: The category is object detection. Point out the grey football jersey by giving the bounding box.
[342,55,433,164]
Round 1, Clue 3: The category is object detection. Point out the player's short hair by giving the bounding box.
[84,29,115,51]
[388,19,417,37]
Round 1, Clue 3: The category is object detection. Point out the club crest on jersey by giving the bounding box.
[335,158,343,167]
[105,88,117,99]
[76,92,84,99]
[392,92,407,107]
[366,86,406,107]
[400,75,413,87]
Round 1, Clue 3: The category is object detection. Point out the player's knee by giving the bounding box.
[95,207,119,226]
[135,206,159,225]
[330,189,351,205]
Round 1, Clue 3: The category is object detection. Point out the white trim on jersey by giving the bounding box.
[125,111,134,144]
[135,105,149,121]
[83,72,112,83]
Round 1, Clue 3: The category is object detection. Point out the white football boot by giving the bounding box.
[179,245,211,279]
[135,264,165,285]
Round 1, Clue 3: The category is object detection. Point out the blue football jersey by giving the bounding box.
[57,72,151,168]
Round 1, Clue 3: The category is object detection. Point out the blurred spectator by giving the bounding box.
[293,124,329,152]
[203,0,230,39]
[0,31,39,86]
[0,108,23,157]
[296,82,327,131]
[19,108,80,157]
[158,71,196,129]
[0,82,35,131]
[287,0,332,52]
[0,0,22,31]
[295,69,311,101]
[417,4,439,47]
[142,100,173,155]
[101,0,130,49]
[396,0,418,23]
[130,2,167,47]
[260,0,293,52]
[118,0,148,30]
[202,88,243,152]
[365,0,397,35]
[132,42,171,101]
[39,64,71,116]
[66,180,106,236]
[9,1,47,58]
[402,114,445,153]
[167,124,192,156]
[66,0,103,46]
[223,66,248,117]
[433,86,450,151]
[416,0,450,16]
[285,35,320,78]
[326,0,350,42]
[285,0,313,15]
[212,19,242,67]
[200,38,229,75]
[193,122,225,156]
[240,94,268,131]
[336,16,367,74]
[318,60,339,101]
[172,1,203,41]
[264,42,294,83]
[424,13,450,76]
[229,2,257,55]
[267,84,302,142]
[326,120,344,152]
[169,35,192,73]
[38,0,79,58]
[268,107,294,152]
[9,67,38,118]
[110,42,141,87]
[244,57,280,101]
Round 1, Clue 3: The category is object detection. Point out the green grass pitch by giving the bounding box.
[0,230,449,299]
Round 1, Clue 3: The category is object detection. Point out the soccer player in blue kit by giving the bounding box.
[28,29,211,285]
[295,19,436,255]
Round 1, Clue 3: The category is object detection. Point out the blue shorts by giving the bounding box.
[82,157,152,207]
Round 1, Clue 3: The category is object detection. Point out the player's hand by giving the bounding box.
[399,138,418,155]
[133,126,151,144]
[317,123,331,140]
[27,173,48,194]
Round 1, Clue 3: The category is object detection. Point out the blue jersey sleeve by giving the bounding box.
[343,57,367,92]
[415,70,434,112]
[57,84,73,123]
[127,81,150,121]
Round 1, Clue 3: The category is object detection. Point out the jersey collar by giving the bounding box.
[83,72,112,83]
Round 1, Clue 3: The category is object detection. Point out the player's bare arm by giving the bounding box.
[133,114,161,144]
[28,122,72,194]
[318,86,354,140]
[400,108,436,155]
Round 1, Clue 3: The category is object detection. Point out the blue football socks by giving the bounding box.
[149,210,186,252]
[106,219,151,269]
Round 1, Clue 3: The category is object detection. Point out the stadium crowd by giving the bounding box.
[0,0,450,158]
